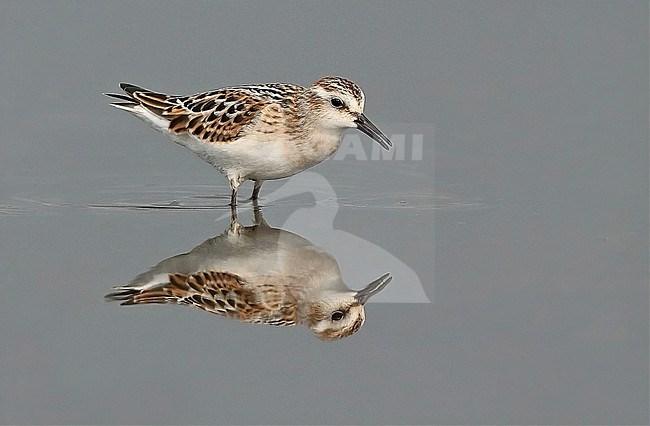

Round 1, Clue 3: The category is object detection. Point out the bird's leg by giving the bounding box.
[252,198,268,227]
[230,202,238,223]
[251,180,264,200]
[228,176,242,207]
[228,204,243,235]
[230,188,237,207]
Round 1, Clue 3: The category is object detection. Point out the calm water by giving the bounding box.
[1,2,647,424]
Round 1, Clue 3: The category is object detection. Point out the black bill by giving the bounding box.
[354,273,392,305]
[355,114,392,150]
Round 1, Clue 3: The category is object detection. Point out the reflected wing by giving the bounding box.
[106,270,297,326]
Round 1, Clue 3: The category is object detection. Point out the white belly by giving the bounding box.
[168,130,341,182]
[132,106,342,182]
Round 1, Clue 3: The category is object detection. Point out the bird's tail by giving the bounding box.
[104,83,174,116]
[104,279,181,306]
[104,83,180,131]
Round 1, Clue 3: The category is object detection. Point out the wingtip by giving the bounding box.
[105,286,137,302]
[119,82,148,96]
[104,92,133,101]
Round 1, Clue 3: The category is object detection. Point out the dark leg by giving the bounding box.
[230,187,237,207]
[252,198,261,223]
[251,180,264,200]
[230,202,238,223]
[228,176,241,207]
[252,198,268,227]
[228,203,241,235]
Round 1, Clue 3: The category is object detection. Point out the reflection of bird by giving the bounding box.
[105,76,392,206]
[106,207,391,340]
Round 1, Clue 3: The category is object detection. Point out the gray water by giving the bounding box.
[1,2,647,424]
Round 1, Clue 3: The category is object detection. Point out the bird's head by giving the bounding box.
[303,76,392,150]
[305,273,392,340]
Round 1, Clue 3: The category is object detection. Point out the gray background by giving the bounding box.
[1,1,648,424]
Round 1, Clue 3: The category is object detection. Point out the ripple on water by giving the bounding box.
[1,185,489,215]
[336,192,488,211]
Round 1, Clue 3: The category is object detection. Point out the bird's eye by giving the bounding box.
[330,97,345,109]
[331,311,344,321]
